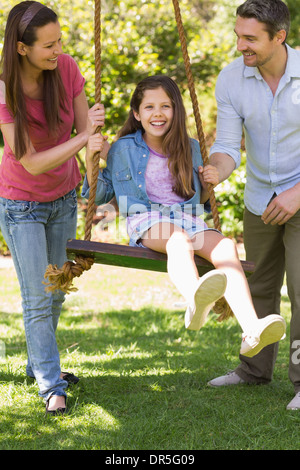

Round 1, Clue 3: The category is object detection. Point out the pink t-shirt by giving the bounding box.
[145,147,185,204]
[0,54,84,202]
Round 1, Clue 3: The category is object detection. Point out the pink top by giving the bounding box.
[145,147,185,204]
[0,54,84,202]
[126,146,203,239]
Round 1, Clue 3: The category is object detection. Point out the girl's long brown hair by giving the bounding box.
[118,75,195,199]
[0,1,67,160]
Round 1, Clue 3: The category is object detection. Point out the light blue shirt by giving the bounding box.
[210,44,300,216]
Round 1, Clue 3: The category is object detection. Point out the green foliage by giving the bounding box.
[286,0,300,47]
[0,230,8,256]
[0,0,237,137]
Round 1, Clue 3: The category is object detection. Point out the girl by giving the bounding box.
[83,75,285,358]
[0,1,104,414]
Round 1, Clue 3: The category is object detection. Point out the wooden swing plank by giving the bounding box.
[66,239,255,276]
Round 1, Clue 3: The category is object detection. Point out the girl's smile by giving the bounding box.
[133,87,173,150]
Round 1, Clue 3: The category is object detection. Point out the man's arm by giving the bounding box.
[200,151,236,188]
[208,67,244,184]
[209,152,237,184]
[199,152,236,195]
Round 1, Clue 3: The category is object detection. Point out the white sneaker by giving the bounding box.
[208,371,245,387]
[286,392,300,410]
[240,315,286,358]
[185,270,227,330]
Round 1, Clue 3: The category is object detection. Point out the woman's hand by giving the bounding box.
[86,103,105,137]
[86,132,109,161]
[85,132,110,187]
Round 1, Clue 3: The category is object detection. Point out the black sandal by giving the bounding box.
[46,396,67,416]
[61,371,79,385]
[27,371,79,385]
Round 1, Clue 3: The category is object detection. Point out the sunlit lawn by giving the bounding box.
[0,257,299,450]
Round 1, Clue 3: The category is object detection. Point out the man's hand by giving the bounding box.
[198,165,220,188]
[198,165,220,204]
[262,186,300,225]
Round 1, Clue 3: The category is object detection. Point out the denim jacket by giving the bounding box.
[81,129,209,217]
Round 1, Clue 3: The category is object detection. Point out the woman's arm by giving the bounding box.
[0,90,105,175]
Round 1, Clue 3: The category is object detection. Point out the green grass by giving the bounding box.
[0,260,299,450]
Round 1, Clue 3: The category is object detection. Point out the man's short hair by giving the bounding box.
[236,0,290,42]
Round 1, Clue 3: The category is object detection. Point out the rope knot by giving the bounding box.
[213,297,234,322]
[44,256,94,294]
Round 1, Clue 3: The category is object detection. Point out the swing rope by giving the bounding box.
[171,0,232,321]
[44,0,234,320]
[172,0,220,231]
[84,0,102,243]
[44,0,102,293]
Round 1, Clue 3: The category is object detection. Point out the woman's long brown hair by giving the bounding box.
[118,75,195,199]
[0,1,67,160]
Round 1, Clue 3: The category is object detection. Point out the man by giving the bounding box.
[204,0,300,410]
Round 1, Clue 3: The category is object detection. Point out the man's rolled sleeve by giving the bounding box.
[209,73,243,169]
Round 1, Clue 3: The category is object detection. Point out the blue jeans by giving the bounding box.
[0,189,77,400]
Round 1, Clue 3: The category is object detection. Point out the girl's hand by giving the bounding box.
[86,103,105,137]
[198,165,220,188]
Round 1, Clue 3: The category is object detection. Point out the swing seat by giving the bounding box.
[66,239,255,276]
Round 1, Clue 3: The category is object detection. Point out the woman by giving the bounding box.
[0,1,104,414]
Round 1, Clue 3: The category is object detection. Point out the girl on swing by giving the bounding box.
[82,75,286,357]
